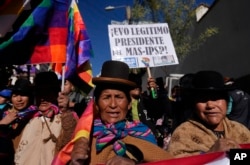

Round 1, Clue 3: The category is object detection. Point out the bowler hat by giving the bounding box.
[190,70,234,92]
[34,71,61,93]
[12,78,33,96]
[179,73,195,88]
[128,73,142,88]
[92,60,136,88]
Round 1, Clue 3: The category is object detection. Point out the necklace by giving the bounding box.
[213,130,225,138]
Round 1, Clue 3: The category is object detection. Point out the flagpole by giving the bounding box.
[61,64,65,91]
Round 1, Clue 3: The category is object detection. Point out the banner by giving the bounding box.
[95,143,250,165]
[108,23,178,68]
[141,143,250,165]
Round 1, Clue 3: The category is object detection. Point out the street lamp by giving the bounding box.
[104,5,131,24]
[105,4,142,74]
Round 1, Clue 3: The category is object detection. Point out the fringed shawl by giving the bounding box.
[167,117,250,158]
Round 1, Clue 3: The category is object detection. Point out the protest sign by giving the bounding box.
[108,23,178,68]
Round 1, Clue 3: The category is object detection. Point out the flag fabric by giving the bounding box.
[51,63,63,79]
[140,143,250,165]
[64,0,94,93]
[0,0,94,94]
[52,98,94,165]
[0,0,68,64]
[140,152,226,165]
[48,0,94,94]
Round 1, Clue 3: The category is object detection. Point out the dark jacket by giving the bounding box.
[127,91,173,147]
[227,89,250,129]
[126,96,157,136]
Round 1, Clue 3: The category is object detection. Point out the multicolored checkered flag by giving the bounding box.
[0,0,94,94]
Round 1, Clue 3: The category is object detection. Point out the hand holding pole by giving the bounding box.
[147,67,157,99]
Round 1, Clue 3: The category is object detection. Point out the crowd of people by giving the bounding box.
[0,70,79,164]
[0,60,250,165]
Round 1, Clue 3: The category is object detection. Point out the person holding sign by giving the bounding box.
[127,73,158,134]
[167,71,250,158]
[127,73,172,147]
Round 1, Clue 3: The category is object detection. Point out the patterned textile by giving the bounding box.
[34,104,60,118]
[0,0,67,64]
[167,117,250,158]
[15,105,37,119]
[3,104,59,120]
[0,0,94,94]
[64,0,94,91]
[93,118,157,156]
[52,0,94,94]
[3,105,38,124]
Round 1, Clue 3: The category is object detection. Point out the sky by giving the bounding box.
[78,0,215,76]
[79,0,133,76]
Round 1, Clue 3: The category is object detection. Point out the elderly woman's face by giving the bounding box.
[195,93,227,127]
[96,89,131,124]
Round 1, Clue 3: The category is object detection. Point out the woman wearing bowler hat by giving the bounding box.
[167,70,250,158]
[64,60,173,165]
[0,78,35,165]
[14,72,78,165]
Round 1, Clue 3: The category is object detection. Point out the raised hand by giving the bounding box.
[0,111,18,125]
[70,137,90,165]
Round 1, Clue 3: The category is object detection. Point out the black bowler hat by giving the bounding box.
[34,71,61,93]
[12,78,33,96]
[92,60,136,88]
[128,73,142,88]
[190,70,234,92]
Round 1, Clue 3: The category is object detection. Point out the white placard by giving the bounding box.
[108,23,179,68]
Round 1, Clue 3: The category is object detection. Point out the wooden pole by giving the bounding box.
[146,67,157,99]
[61,64,65,91]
